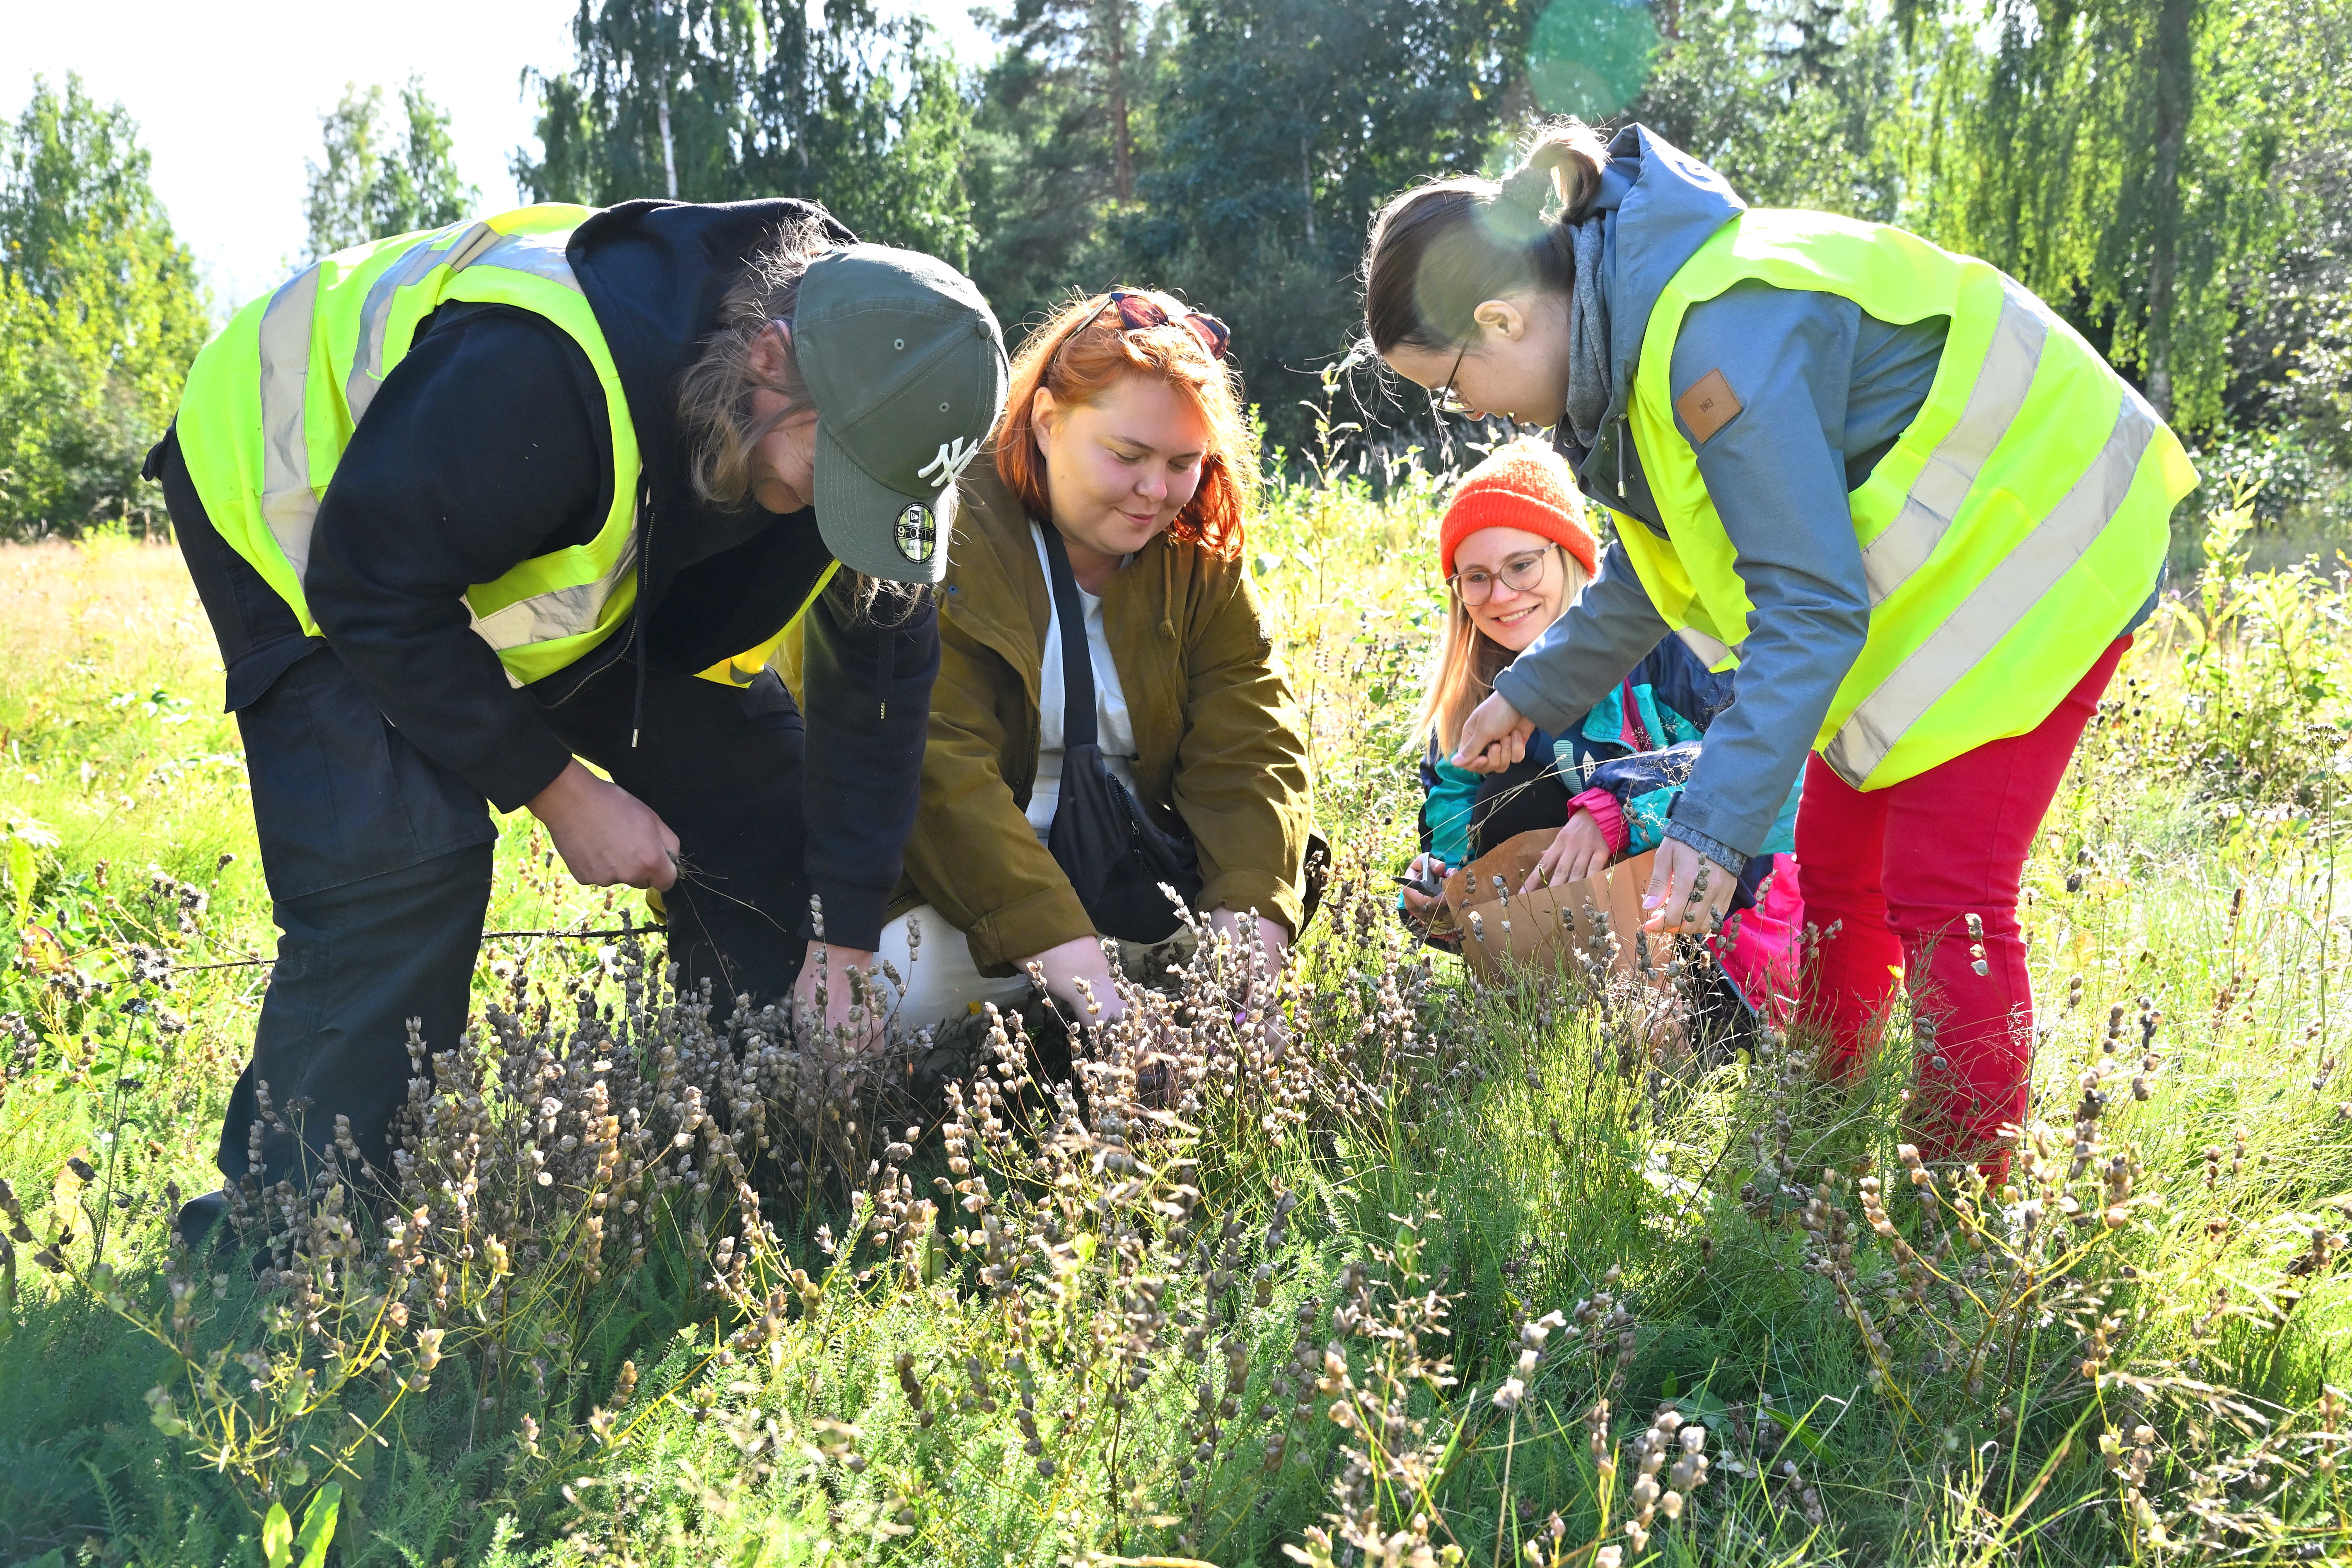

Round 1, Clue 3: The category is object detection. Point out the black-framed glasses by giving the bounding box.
[1448,546,1559,606]
[1429,336,1475,418]
[1059,288,1233,362]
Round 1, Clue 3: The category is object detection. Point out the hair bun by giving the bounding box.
[1499,121,1608,223]
[1496,162,1556,215]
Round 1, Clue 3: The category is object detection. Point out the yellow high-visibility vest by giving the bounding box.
[1611,208,2198,790]
[175,204,819,690]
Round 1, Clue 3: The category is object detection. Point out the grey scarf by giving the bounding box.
[1561,214,1612,453]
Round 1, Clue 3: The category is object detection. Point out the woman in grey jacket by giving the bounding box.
[1360,120,2196,1172]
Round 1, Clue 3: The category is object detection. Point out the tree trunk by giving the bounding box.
[1300,137,1315,246]
[657,80,679,200]
[2144,0,2196,418]
[652,0,679,200]
[1107,0,1133,201]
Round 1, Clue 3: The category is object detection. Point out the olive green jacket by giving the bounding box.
[890,465,1314,972]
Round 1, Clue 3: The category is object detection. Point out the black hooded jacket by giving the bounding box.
[297,198,941,948]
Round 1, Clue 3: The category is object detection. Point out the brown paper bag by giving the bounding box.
[1436,829,1661,985]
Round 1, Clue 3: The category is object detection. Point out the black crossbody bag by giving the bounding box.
[1037,524,1205,944]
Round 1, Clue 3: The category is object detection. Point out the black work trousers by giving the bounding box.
[159,441,812,1193]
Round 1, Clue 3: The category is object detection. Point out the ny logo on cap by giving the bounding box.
[896,503,936,565]
[918,436,981,490]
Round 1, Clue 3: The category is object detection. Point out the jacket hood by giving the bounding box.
[566,198,858,619]
[1584,126,1747,427]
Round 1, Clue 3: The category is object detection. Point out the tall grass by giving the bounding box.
[0,490,2347,1568]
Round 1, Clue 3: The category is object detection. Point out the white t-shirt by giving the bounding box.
[1027,522,1139,842]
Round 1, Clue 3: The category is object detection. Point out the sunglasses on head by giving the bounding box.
[1063,289,1233,361]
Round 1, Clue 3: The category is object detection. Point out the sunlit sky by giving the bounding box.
[10,1,993,313]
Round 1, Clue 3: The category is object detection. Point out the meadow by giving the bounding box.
[1,455,2348,1568]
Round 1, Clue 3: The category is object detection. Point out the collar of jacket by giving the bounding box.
[1553,124,1746,539]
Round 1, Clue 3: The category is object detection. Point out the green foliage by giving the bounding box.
[1527,0,1661,122]
[2124,495,2350,809]
[1905,0,2310,429]
[303,77,477,260]
[514,0,974,265]
[1119,0,1542,455]
[262,1482,340,1568]
[964,0,1171,339]
[1634,0,1917,222]
[0,76,208,539]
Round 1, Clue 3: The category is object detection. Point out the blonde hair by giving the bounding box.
[677,213,835,510]
[1413,546,1593,755]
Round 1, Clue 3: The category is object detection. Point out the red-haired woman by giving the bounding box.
[872,290,1315,1032]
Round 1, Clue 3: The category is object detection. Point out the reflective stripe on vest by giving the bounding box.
[1824,389,2158,782]
[1857,282,2047,606]
[176,205,643,687]
[253,221,618,672]
[1621,208,2195,790]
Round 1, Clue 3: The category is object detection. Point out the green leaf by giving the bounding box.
[262,1501,293,1568]
[7,834,34,928]
[295,1482,343,1568]
[1760,1401,1830,1459]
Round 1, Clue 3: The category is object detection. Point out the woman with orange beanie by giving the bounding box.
[1402,439,1803,1019]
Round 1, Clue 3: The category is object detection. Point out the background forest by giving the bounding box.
[3,0,2350,541]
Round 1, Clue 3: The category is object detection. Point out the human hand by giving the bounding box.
[1522,810,1610,892]
[1023,934,1127,1024]
[1399,853,1449,919]
[528,759,679,890]
[1206,907,1291,1058]
[1641,837,1738,935]
[793,940,886,1051]
[1206,908,1291,969]
[1451,691,1534,774]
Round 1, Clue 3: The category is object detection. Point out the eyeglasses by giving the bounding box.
[1059,289,1233,362]
[1429,336,1475,418]
[1448,546,1558,606]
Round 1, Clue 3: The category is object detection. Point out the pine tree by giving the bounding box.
[964,0,1170,337]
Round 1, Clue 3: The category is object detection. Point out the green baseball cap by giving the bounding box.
[795,244,1009,585]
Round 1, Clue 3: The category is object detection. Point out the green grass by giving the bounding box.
[2,488,2350,1568]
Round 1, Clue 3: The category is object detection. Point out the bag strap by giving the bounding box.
[1037,522,1097,749]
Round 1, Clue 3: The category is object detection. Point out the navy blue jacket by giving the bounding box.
[296,199,940,948]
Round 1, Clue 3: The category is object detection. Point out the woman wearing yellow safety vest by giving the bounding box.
[1363,122,2196,1175]
[151,199,1006,1240]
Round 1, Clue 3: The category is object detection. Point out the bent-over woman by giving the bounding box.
[1364,120,2196,1169]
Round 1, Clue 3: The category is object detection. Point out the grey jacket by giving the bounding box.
[1490,125,1946,866]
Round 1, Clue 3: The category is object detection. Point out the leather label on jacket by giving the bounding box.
[1675,367,1742,445]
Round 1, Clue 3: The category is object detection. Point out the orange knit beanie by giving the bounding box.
[1438,438,1599,580]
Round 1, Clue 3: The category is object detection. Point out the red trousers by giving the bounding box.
[1794,638,2127,1170]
